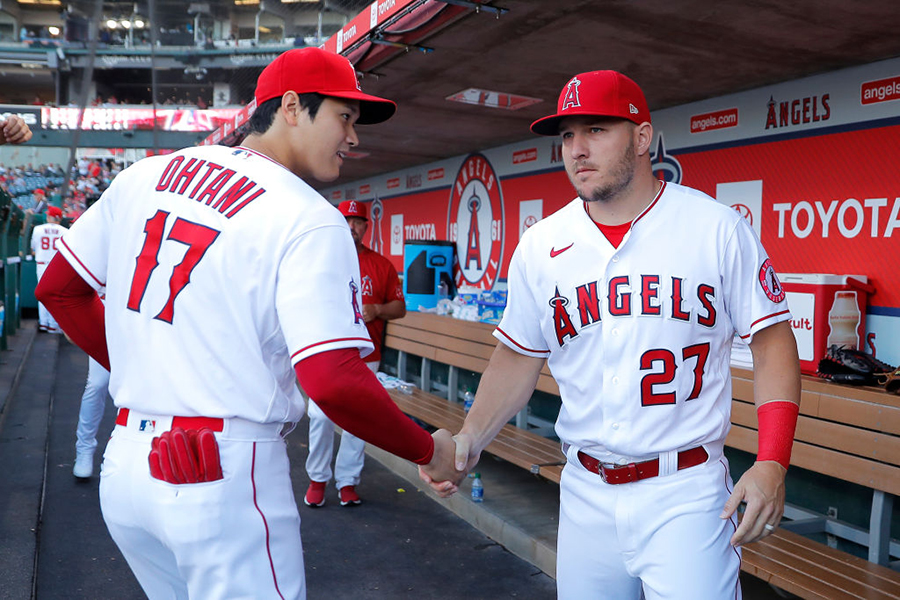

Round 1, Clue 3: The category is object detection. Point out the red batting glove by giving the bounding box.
[169,427,200,483]
[196,427,223,481]
[148,427,223,483]
[148,437,164,481]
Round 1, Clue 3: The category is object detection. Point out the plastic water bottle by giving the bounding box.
[471,473,484,503]
[463,389,475,412]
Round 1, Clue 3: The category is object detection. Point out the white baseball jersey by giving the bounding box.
[31,222,68,266]
[496,181,790,460]
[58,144,374,423]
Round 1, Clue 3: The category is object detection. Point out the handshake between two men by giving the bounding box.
[418,429,482,497]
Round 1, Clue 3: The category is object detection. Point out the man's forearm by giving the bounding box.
[377,299,406,321]
[749,320,801,408]
[460,342,544,454]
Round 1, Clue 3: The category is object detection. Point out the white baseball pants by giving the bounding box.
[100,414,305,600]
[35,263,60,332]
[556,443,742,600]
[305,360,379,490]
[75,357,111,455]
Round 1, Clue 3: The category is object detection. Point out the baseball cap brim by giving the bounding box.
[530,114,572,136]
[530,109,641,136]
[325,90,396,125]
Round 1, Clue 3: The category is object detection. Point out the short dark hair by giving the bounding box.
[246,93,326,134]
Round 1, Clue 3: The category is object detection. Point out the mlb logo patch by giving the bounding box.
[140,419,156,433]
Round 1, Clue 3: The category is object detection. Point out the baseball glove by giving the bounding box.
[816,345,895,386]
[879,368,900,395]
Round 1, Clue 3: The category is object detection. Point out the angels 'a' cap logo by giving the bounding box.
[561,77,582,111]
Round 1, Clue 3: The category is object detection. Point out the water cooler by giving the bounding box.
[403,241,455,311]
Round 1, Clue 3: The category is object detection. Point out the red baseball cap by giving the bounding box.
[255,47,396,125]
[338,200,368,221]
[46,206,62,217]
[530,70,651,136]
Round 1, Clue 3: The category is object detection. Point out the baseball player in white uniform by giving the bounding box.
[423,70,802,599]
[30,206,68,333]
[36,47,457,600]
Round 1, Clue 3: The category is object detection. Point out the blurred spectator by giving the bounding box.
[32,188,48,213]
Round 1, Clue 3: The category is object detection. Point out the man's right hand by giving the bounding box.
[0,115,32,145]
[418,430,483,497]
[418,429,470,496]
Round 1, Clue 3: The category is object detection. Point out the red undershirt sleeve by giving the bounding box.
[295,348,435,465]
[34,254,110,370]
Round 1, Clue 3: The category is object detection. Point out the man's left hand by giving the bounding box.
[362,304,379,323]
[721,460,786,546]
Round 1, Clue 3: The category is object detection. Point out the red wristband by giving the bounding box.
[756,400,799,470]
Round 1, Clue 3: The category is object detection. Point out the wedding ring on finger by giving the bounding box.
[764,523,776,532]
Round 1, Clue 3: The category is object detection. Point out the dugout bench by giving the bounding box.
[383,311,900,600]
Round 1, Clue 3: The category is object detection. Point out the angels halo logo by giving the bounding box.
[447,154,504,290]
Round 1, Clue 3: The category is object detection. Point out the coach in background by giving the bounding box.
[37,47,457,600]
[423,70,801,599]
[305,199,406,508]
[0,115,33,145]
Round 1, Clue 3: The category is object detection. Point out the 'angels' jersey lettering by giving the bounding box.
[496,182,790,460]
[552,276,718,346]
[57,145,373,423]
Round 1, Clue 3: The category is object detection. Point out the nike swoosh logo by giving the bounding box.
[550,243,574,258]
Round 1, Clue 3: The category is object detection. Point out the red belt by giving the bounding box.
[115,408,224,432]
[577,446,708,484]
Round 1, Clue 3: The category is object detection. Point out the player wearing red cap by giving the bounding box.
[304,199,406,507]
[423,70,802,599]
[30,205,67,333]
[36,47,457,599]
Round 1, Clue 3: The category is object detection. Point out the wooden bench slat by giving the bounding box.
[727,425,900,496]
[816,394,900,437]
[390,316,555,378]
[394,312,499,345]
[385,335,439,361]
[746,530,900,599]
[732,374,900,439]
[731,400,900,465]
[741,548,861,600]
[394,325,495,361]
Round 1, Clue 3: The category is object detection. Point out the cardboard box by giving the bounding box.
[781,273,873,375]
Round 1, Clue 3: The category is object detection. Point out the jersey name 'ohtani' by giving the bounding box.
[551,275,717,347]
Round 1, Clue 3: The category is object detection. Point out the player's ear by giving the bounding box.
[279,91,304,126]
[634,122,653,157]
